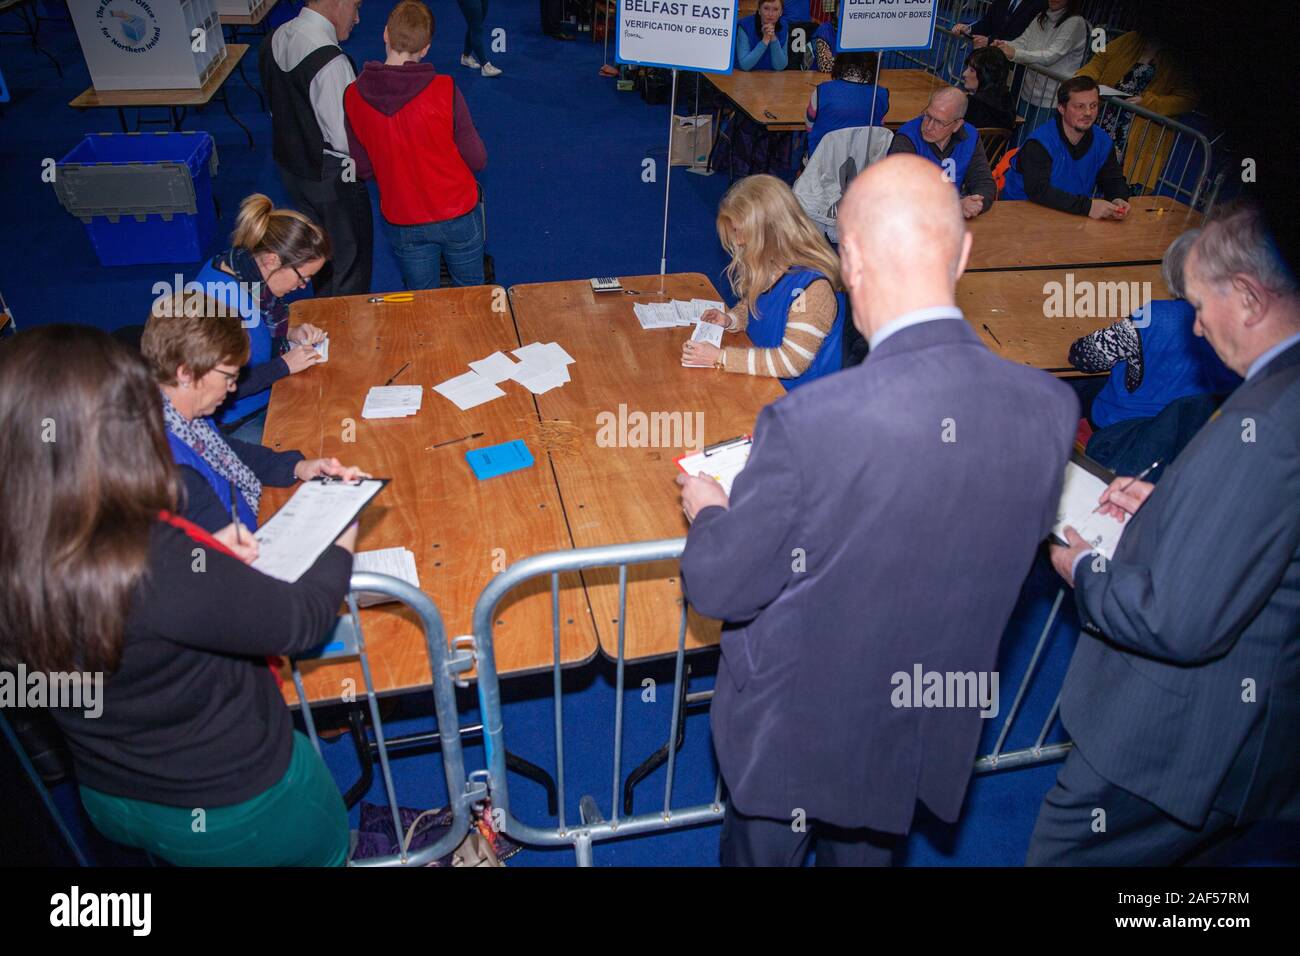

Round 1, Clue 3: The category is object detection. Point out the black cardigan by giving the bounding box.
[49,518,351,807]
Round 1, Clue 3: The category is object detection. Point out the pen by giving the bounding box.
[427,431,484,450]
[383,361,410,386]
[982,323,1002,346]
[228,482,241,545]
[704,434,751,455]
[1092,459,1161,514]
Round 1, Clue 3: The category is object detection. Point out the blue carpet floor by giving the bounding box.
[2,2,1294,868]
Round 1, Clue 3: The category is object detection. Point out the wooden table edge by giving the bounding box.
[69,43,248,110]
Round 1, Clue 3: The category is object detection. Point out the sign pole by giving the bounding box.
[660,67,680,276]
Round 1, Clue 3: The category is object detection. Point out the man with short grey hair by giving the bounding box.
[1039,202,1300,865]
[888,87,997,218]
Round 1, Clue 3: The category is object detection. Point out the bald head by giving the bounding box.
[931,86,968,118]
[838,155,973,337]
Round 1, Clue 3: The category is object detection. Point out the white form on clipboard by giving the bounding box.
[675,435,753,497]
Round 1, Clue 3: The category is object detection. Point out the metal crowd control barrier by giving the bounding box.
[469,539,1076,866]
[289,572,478,867]
[472,539,724,867]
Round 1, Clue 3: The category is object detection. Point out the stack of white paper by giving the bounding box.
[362,385,423,419]
[313,336,330,362]
[634,298,725,330]
[351,547,421,607]
[432,370,506,411]
[510,342,575,395]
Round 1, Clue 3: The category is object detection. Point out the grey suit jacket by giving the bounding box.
[1063,340,1300,827]
[682,318,1078,832]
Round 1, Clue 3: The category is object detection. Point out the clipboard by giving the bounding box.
[252,477,390,583]
[1050,451,1126,557]
[675,434,753,497]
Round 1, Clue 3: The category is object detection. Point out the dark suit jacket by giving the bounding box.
[1064,340,1300,827]
[970,0,1048,41]
[682,318,1079,832]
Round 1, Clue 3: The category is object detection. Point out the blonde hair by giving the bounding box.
[230,193,331,268]
[717,174,843,320]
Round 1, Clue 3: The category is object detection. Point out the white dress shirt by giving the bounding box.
[271,7,355,161]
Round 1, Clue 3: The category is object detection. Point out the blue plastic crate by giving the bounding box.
[53,132,219,267]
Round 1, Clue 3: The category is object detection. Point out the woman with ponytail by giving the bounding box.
[194,194,333,443]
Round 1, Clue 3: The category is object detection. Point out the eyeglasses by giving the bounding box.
[921,112,960,129]
[212,366,240,389]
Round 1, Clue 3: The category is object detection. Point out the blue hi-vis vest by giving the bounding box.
[897,115,980,191]
[1000,118,1114,201]
[808,80,890,158]
[166,428,259,531]
[737,15,789,71]
[747,268,845,391]
[190,257,272,427]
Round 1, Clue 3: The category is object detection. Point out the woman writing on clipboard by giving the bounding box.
[682,175,846,391]
[0,326,357,866]
[142,290,368,535]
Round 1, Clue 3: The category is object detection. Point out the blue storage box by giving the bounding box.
[53,132,219,267]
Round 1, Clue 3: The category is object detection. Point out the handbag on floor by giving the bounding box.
[350,798,520,866]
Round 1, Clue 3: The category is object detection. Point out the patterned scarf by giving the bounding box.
[219,246,289,339]
[161,392,263,516]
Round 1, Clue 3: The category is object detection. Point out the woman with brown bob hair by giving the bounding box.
[0,326,356,866]
[142,290,367,534]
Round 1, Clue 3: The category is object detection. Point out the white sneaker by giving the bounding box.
[480,62,502,78]
[460,53,481,69]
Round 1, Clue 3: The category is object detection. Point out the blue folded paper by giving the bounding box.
[466,439,534,480]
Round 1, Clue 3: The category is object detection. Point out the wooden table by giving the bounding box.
[959,264,1169,375]
[260,287,599,704]
[967,197,1196,272]
[708,67,946,131]
[69,44,255,148]
[509,274,785,662]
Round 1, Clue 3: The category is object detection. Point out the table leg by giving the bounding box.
[234,43,267,112]
[621,664,692,816]
[16,1,62,77]
[218,87,255,149]
[116,107,129,133]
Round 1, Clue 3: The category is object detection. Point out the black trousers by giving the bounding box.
[540,0,564,33]
[720,804,901,866]
[278,157,373,298]
[1026,747,1242,866]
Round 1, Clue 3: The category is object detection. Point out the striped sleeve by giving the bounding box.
[723,280,837,380]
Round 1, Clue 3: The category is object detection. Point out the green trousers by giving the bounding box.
[80,731,349,867]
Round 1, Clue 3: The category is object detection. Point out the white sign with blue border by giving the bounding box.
[616,0,737,73]
[838,0,937,52]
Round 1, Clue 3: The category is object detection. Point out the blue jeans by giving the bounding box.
[456,0,489,63]
[384,207,485,291]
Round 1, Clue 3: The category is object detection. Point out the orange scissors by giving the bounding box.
[367,292,415,304]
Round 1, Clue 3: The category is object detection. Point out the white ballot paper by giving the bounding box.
[1052,458,1128,560]
[675,437,753,498]
[314,336,330,362]
[433,370,506,410]
[467,351,518,384]
[690,320,724,348]
[351,547,421,607]
[253,479,387,583]
[510,342,575,394]
[362,385,422,419]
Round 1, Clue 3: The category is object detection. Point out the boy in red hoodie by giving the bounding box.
[344,1,488,290]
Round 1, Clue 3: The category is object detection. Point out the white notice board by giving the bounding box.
[839,0,937,52]
[616,0,737,73]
